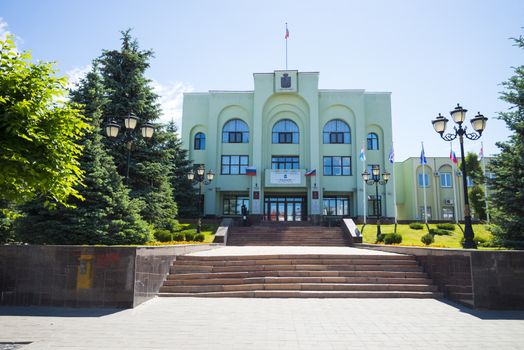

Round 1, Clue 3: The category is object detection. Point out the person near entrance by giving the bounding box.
[241,204,248,226]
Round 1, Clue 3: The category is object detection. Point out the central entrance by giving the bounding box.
[264,195,306,221]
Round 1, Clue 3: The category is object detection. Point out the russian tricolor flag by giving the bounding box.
[305,169,316,177]
[246,166,256,176]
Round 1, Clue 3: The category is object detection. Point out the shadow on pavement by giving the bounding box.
[439,299,524,320]
[0,306,123,318]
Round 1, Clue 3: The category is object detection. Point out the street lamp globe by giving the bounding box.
[197,166,205,176]
[105,120,121,138]
[206,170,215,182]
[361,170,370,182]
[470,113,488,134]
[382,171,391,182]
[141,122,155,139]
[124,113,139,130]
[432,113,448,135]
[187,171,195,181]
[450,104,467,124]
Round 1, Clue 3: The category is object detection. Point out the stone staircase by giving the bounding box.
[227,223,351,246]
[158,253,443,298]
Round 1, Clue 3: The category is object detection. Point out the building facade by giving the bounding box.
[394,156,492,222]
[182,70,394,223]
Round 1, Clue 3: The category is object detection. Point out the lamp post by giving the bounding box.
[187,166,215,233]
[361,165,390,239]
[432,104,488,249]
[105,113,155,184]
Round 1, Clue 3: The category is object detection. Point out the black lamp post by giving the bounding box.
[432,104,488,249]
[187,166,215,233]
[362,165,390,239]
[105,113,155,184]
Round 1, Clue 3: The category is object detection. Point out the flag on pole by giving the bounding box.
[285,26,289,39]
[305,169,316,177]
[450,150,458,165]
[479,145,484,160]
[420,144,427,165]
[245,166,256,176]
[359,144,366,161]
[388,147,395,164]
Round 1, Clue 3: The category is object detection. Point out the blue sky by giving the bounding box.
[1,0,523,161]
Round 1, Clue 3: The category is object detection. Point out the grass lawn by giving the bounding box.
[360,223,493,248]
[178,223,219,243]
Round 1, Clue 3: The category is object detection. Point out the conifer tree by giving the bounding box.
[16,66,152,245]
[488,34,524,246]
[97,29,177,230]
[165,121,198,218]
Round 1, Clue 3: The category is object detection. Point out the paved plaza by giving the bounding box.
[1,297,523,349]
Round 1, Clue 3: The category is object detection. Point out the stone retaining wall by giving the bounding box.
[0,244,220,308]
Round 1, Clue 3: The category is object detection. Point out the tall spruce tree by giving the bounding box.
[16,66,152,245]
[97,29,177,230]
[488,34,524,246]
[165,121,198,218]
[460,152,487,220]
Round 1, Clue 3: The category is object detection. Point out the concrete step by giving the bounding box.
[173,258,417,266]
[158,290,444,298]
[176,254,415,261]
[171,264,424,274]
[166,270,428,280]
[160,283,439,293]
[164,276,433,286]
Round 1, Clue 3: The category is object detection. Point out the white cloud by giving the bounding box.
[65,64,91,90]
[151,80,194,130]
[0,18,9,41]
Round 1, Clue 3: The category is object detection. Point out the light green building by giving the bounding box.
[394,156,492,221]
[182,70,394,223]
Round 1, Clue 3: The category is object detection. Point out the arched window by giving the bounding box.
[222,119,249,143]
[323,119,351,144]
[272,119,299,144]
[367,132,379,150]
[194,132,205,150]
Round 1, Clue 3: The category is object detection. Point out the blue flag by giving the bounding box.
[420,144,427,165]
[388,147,395,164]
[359,145,366,161]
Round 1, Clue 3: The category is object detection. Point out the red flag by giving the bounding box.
[285,27,289,39]
[450,150,458,165]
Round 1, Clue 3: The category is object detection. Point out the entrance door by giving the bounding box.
[264,196,306,221]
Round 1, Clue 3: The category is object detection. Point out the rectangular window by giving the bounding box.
[223,196,250,215]
[442,206,454,220]
[323,196,350,216]
[367,195,382,217]
[440,172,452,187]
[221,155,249,175]
[329,132,344,144]
[271,156,299,170]
[278,132,293,144]
[419,206,432,220]
[228,132,243,143]
[324,156,351,176]
[418,173,429,187]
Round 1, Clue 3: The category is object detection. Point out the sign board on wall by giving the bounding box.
[269,170,301,185]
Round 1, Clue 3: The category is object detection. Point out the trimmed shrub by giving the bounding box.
[154,229,173,242]
[172,232,185,241]
[436,223,456,231]
[421,233,435,246]
[429,228,451,236]
[384,233,402,244]
[376,233,386,243]
[409,222,424,230]
[184,230,196,241]
[194,233,205,242]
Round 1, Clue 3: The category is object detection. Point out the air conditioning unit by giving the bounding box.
[443,199,453,205]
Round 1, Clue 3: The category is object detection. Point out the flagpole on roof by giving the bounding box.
[285,23,289,70]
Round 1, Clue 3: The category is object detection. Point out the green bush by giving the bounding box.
[436,223,456,231]
[173,232,185,241]
[154,229,173,242]
[376,233,386,243]
[421,233,435,246]
[429,228,451,236]
[409,222,424,230]
[183,229,197,241]
[384,233,402,244]
[194,233,205,242]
